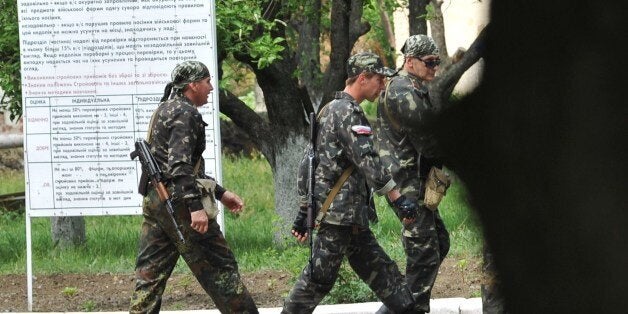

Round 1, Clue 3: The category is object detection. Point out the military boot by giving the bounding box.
[379,289,424,314]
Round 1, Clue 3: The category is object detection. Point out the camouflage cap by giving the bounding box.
[401,34,439,58]
[346,52,396,77]
[171,60,210,90]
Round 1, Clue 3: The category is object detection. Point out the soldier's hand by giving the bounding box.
[292,208,309,243]
[291,229,309,243]
[220,191,244,214]
[190,210,209,234]
[392,195,418,220]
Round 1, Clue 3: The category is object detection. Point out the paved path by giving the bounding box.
[18,298,482,314]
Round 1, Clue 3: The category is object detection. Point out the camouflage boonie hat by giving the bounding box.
[347,52,396,77]
[401,34,439,57]
[171,61,210,89]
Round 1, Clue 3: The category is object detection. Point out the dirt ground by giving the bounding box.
[0,256,482,312]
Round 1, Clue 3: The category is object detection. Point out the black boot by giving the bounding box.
[375,304,392,314]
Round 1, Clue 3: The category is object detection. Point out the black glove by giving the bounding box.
[292,207,308,236]
[392,195,418,220]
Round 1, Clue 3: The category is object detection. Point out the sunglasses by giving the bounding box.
[416,58,441,69]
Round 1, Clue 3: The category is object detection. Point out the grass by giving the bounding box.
[0,168,24,194]
[0,155,482,298]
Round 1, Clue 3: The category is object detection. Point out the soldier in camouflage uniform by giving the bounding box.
[129,61,258,314]
[282,52,423,314]
[374,35,450,314]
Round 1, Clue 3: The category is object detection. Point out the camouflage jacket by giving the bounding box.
[298,91,396,227]
[148,95,217,212]
[375,70,442,199]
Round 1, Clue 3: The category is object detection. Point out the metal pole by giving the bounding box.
[208,0,225,233]
[26,214,33,311]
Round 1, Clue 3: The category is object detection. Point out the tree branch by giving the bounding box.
[230,1,310,137]
[428,24,489,112]
[218,89,275,165]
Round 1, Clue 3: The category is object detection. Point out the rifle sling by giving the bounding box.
[316,165,354,225]
[382,80,402,132]
[382,79,424,180]
[146,108,159,143]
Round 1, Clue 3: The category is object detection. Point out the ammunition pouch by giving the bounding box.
[424,166,451,211]
[196,178,219,219]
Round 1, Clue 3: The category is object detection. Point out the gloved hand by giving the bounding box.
[292,207,309,237]
[392,195,418,220]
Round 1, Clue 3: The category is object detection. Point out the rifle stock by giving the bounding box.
[130,139,186,243]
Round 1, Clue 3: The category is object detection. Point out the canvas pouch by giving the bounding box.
[196,178,219,219]
[424,166,451,210]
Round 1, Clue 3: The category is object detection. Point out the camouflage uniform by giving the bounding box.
[374,35,450,313]
[283,54,418,314]
[130,61,257,314]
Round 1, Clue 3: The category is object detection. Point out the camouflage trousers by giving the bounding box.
[381,203,450,313]
[129,188,258,314]
[403,207,449,312]
[281,223,417,314]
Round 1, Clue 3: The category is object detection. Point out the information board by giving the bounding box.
[18,0,221,217]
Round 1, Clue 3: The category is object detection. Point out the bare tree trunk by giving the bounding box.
[427,24,487,112]
[253,82,266,113]
[271,133,308,246]
[321,0,370,106]
[409,0,429,35]
[376,0,395,48]
[295,0,323,108]
[375,0,396,66]
[429,0,450,64]
[220,0,369,246]
[51,216,86,248]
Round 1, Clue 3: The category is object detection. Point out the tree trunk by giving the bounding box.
[429,0,450,64]
[376,0,395,48]
[218,87,306,246]
[220,0,370,246]
[427,24,487,113]
[409,0,429,35]
[376,0,396,66]
[51,216,86,248]
[295,0,323,108]
[270,132,308,246]
[321,0,369,106]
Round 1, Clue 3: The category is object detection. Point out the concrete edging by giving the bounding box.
[19,298,481,314]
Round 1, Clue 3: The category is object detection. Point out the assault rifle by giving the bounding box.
[306,111,317,275]
[130,139,185,243]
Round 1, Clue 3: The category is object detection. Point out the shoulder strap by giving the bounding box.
[316,165,355,225]
[313,102,355,224]
[317,103,330,120]
[193,158,202,176]
[382,80,423,176]
[193,158,203,176]
[146,108,159,143]
[382,80,402,132]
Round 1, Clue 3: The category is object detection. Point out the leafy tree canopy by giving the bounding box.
[0,0,21,120]
[0,0,401,120]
